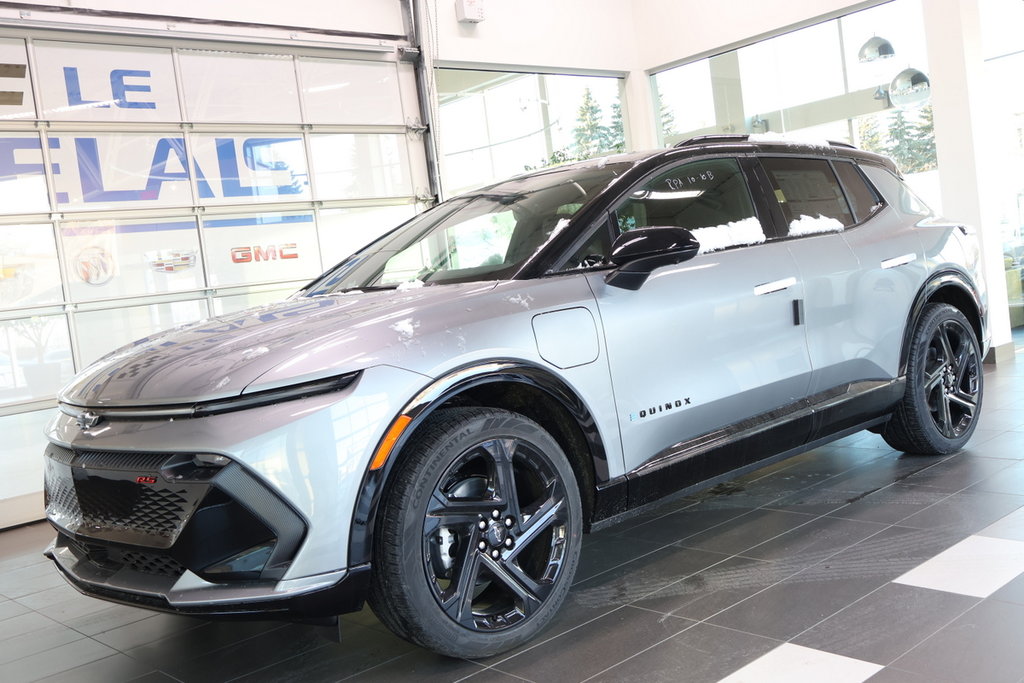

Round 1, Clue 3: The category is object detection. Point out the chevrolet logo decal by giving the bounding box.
[75,411,103,430]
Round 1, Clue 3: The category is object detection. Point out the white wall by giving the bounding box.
[632,0,881,70]
[14,0,406,37]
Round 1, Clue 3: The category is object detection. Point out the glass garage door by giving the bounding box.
[0,31,430,526]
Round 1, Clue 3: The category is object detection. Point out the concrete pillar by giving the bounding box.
[922,0,1014,362]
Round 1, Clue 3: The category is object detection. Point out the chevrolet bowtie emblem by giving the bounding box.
[76,411,102,430]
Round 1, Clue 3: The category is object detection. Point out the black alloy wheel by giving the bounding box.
[883,303,983,454]
[369,407,582,658]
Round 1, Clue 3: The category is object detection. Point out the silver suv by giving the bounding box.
[43,135,987,658]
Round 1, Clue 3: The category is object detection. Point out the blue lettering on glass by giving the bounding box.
[145,138,213,199]
[75,137,145,202]
[217,137,305,197]
[63,67,110,108]
[1,134,310,204]
[110,69,155,109]
[0,137,62,178]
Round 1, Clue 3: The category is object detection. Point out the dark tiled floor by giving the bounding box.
[2,341,1023,681]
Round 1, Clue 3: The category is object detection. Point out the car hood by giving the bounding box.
[61,283,500,407]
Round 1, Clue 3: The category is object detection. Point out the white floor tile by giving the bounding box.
[717,643,882,683]
[893,534,1024,598]
[978,506,1024,542]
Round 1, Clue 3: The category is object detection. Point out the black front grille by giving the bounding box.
[44,444,206,549]
[63,536,186,579]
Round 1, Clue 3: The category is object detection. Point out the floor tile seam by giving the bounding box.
[221,640,335,682]
[0,628,91,668]
[575,618,703,683]
[460,664,536,683]
[678,506,866,563]
[692,523,898,630]
[96,617,208,655]
[334,651,427,682]
[620,551,747,607]
[580,507,788,585]
[627,602,789,646]
[483,604,631,669]
[122,660,183,683]
[59,608,156,642]
[122,621,291,667]
[864,596,984,670]
[0,607,71,640]
[786,580,893,647]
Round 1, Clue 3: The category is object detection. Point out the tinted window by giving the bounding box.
[761,157,854,234]
[564,158,758,268]
[834,161,883,222]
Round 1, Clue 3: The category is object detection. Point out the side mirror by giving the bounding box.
[605,227,700,290]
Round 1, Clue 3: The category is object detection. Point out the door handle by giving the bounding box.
[881,253,915,269]
[754,277,796,296]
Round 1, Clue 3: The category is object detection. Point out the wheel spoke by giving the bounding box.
[938,325,955,365]
[441,537,484,627]
[923,366,944,392]
[479,553,544,618]
[509,495,564,561]
[481,438,523,521]
[937,394,955,438]
[948,391,977,415]
[428,490,498,524]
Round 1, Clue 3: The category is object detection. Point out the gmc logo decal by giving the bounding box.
[230,244,298,263]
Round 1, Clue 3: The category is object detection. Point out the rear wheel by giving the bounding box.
[368,407,582,658]
[883,303,982,454]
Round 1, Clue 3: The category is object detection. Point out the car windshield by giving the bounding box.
[304,162,631,294]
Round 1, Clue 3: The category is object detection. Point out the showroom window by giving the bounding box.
[652,0,939,209]
[980,0,1024,330]
[436,69,624,195]
[0,27,428,525]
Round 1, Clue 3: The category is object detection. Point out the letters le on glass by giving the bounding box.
[33,41,180,122]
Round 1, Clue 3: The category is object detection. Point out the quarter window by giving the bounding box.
[834,161,883,222]
[761,157,854,235]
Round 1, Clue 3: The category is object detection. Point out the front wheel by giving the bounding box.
[368,407,582,658]
[883,303,983,454]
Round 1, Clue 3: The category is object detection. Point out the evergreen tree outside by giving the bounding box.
[886,109,921,173]
[573,88,612,159]
[661,103,679,143]
[884,106,937,174]
[912,104,937,172]
[609,102,625,153]
[856,113,886,155]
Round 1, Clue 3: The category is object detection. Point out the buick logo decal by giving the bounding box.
[75,246,114,286]
[76,411,103,430]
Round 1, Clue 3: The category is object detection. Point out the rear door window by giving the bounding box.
[761,157,854,235]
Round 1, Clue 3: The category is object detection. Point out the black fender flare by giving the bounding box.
[346,359,609,569]
[899,268,986,376]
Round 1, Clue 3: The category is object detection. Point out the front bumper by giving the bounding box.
[42,440,371,618]
[46,534,370,619]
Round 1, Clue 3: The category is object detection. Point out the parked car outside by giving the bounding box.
[43,135,987,658]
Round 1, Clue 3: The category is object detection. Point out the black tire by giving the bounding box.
[883,303,983,454]
[368,407,583,658]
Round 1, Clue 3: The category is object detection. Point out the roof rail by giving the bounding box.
[672,134,749,148]
[673,134,857,150]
